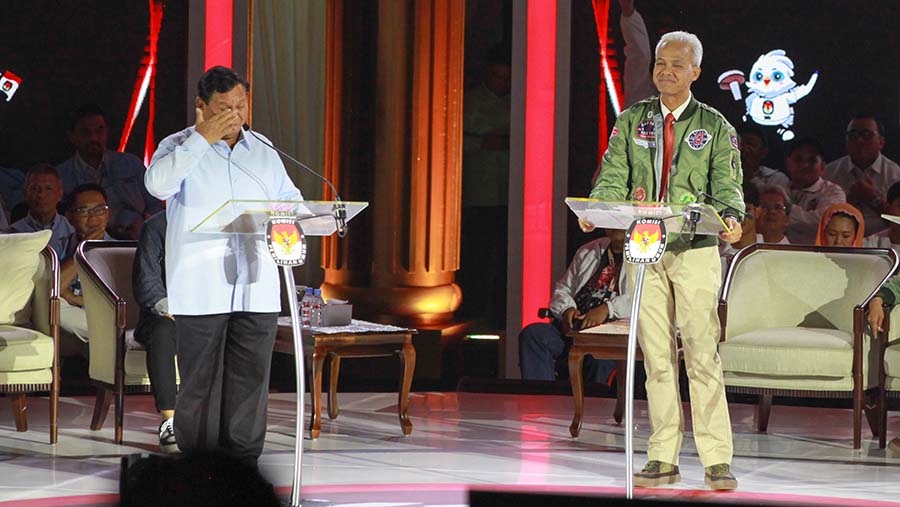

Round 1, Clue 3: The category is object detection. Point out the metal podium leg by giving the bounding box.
[282,266,306,507]
[625,264,646,499]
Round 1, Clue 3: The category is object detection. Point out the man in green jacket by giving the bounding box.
[586,31,744,490]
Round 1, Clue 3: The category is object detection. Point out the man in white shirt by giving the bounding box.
[737,126,789,191]
[863,181,900,256]
[785,138,846,244]
[755,185,792,245]
[145,66,303,467]
[824,115,900,236]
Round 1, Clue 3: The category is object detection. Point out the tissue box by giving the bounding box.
[322,302,352,326]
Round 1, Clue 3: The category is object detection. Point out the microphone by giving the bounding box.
[698,192,753,221]
[686,203,702,242]
[243,123,348,237]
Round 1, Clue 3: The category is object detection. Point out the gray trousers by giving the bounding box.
[173,312,278,463]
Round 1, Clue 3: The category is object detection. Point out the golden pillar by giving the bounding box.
[321,0,465,327]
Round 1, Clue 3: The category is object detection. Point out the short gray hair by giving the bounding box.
[758,184,792,214]
[656,31,703,67]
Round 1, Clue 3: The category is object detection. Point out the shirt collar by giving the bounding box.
[660,93,692,121]
[74,151,108,177]
[25,212,58,230]
[851,153,884,174]
[796,177,825,193]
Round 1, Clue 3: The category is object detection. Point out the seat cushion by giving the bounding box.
[720,326,852,378]
[885,344,900,379]
[0,325,55,371]
[0,231,52,325]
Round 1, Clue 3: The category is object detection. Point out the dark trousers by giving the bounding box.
[134,314,177,412]
[518,322,614,383]
[173,312,278,463]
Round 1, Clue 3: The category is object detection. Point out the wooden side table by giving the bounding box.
[275,325,416,439]
[568,321,641,438]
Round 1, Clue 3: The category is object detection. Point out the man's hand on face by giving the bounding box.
[718,217,743,244]
[195,107,243,145]
[848,177,880,205]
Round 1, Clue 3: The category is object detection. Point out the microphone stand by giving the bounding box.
[244,125,348,237]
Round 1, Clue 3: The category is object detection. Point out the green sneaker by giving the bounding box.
[705,463,738,490]
[633,460,680,488]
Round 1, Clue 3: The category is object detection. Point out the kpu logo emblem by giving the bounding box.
[266,217,307,266]
[625,218,667,264]
[0,70,22,102]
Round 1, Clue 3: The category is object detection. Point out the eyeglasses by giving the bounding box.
[71,205,109,217]
[846,129,878,141]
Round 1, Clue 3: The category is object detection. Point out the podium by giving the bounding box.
[566,197,726,498]
[194,199,368,507]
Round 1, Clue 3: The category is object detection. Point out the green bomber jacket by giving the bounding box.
[590,95,745,251]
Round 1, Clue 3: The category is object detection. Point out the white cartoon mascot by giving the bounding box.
[717,50,817,141]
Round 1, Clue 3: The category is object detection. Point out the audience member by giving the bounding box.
[519,230,627,384]
[785,138,846,244]
[815,203,865,247]
[825,115,900,236]
[133,211,179,454]
[863,181,900,255]
[9,164,75,260]
[58,184,113,355]
[738,126,789,190]
[56,104,163,240]
[755,185,792,244]
[619,0,657,107]
[459,44,511,330]
[0,165,25,217]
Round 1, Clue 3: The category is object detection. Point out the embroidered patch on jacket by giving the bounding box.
[610,126,619,138]
[636,120,655,139]
[633,187,647,202]
[633,138,656,149]
[686,129,711,150]
[679,192,696,204]
[730,133,739,150]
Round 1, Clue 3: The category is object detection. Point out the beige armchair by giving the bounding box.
[75,240,178,444]
[878,304,900,448]
[719,243,897,449]
[0,241,60,444]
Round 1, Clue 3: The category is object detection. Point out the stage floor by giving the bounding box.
[1,391,899,506]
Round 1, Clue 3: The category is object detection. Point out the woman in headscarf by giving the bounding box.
[815,203,865,247]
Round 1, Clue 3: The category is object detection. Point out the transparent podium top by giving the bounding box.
[191,199,368,236]
[884,214,900,226]
[566,197,727,236]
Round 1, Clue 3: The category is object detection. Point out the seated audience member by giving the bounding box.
[720,182,760,262]
[815,203,864,247]
[9,164,75,260]
[862,181,900,256]
[824,115,900,236]
[58,184,113,354]
[133,211,178,454]
[785,138,846,244]
[755,185,792,245]
[56,104,164,240]
[519,230,628,384]
[738,126,789,190]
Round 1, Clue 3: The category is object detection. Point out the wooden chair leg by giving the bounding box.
[398,342,416,436]
[50,363,59,444]
[115,386,125,445]
[309,346,327,439]
[880,382,888,449]
[756,394,772,432]
[614,360,627,424]
[327,355,341,420]
[91,388,112,431]
[853,386,863,450]
[10,394,27,432]
[568,348,586,438]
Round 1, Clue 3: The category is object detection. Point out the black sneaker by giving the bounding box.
[158,417,179,454]
[634,460,680,488]
[705,463,738,490]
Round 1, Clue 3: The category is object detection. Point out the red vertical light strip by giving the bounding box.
[118,0,164,155]
[592,0,610,161]
[521,0,557,329]
[205,0,233,69]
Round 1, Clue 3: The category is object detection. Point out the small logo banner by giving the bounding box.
[625,218,667,264]
[266,217,307,266]
[0,71,22,102]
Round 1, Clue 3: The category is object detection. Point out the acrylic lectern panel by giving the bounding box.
[190,199,368,236]
[565,197,727,236]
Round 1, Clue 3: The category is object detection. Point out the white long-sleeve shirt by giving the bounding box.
[145,127,303,315]
[786,177,846,244]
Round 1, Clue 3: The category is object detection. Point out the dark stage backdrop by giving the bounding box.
[0,0,188,169]
[569,0,900,251]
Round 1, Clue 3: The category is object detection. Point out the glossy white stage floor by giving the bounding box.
[1,391,899,506]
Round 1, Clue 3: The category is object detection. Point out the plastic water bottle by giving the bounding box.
[299,288,314,327]
[311,289,325,327]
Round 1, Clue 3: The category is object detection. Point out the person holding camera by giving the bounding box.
[518,229,629,383]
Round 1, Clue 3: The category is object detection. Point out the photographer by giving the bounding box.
[518,229,629,383]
